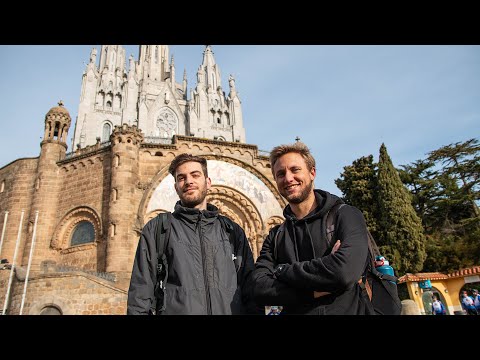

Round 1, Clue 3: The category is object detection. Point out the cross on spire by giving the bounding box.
[295,136,301,142]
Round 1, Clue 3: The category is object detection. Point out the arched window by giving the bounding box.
[106,92,113,107]
[54,122,60,138]
[114,94,122,108]
[102,123,111,142]
[1,180,4,193]
[96,91,105,107]
[155,46,159,64]
[40,305,62,315]
[70,221,95,246]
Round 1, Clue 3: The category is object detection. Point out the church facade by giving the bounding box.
[0,45,285,315]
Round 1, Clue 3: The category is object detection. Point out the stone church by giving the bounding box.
[0,45,286,315]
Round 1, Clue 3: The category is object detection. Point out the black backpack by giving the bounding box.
[151,212,238,315]
[273,202,402,315]
[326,203,402,315]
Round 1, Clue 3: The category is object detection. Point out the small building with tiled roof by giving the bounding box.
[398,265,480,315]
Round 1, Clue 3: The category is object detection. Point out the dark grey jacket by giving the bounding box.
[251,190,371,315]
[127,202,256,315]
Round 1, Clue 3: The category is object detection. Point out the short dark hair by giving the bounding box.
[168,153,208,178]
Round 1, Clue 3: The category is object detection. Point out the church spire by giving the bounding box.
[183,68,187,97]
[201,45,221,93]
[170,55,175,87]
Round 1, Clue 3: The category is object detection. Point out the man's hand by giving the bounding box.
[331,239,341,254]
[313,240,341,299]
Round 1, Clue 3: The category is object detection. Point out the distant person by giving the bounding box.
[127,153,257,315]
[267,306,282,315]
[431,296,446,315]
[472,289,480,313]
[461,291,478,315]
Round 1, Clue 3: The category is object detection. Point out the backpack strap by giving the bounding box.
[325,202,346,249]
[152,212,171,315]
[218,215,240,272]
[325,202,375,301]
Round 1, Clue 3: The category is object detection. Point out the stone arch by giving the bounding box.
[51,206,102,250]
[201,155,287,209]
[143,209,170,225]
[207,185,264,259]
[244,150,254,159]
[266,216,284,233]
[28,295,74,315]
[136,165,172,231]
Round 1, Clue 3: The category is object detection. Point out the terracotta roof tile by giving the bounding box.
[398,265,480,283]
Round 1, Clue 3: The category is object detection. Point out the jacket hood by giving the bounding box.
[283,189,343,222]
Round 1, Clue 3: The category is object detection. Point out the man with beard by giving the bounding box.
[250,142,372,315]
[127,153,256,315]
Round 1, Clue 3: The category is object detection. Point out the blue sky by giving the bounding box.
[0,45,478,195]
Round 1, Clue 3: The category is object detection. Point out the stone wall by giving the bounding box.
[0,158,37,265]
[6,270,126,315]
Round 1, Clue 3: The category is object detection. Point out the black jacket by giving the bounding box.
[127,202,256,315]
[251,190,370,315]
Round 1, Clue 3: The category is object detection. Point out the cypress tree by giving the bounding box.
[377,143,426,274]
[335,155,379,239]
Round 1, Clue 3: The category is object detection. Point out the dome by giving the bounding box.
[45,100,71,124]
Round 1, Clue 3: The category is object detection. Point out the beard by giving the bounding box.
[179,185,208,208]
[281,179,314,204]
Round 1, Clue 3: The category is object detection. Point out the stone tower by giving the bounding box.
[72,45,246,149]
[106,124,144,287]
[22,102,71,270]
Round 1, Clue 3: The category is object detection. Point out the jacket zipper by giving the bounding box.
[198,215,212,315]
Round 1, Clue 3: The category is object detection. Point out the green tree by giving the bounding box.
[377,143,426,274]
[399,138,480,272]
[335,155,379,239]
[428,138,480,219]
[398,159,437,230]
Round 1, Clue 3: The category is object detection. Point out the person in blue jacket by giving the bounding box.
[431,296,446,315]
